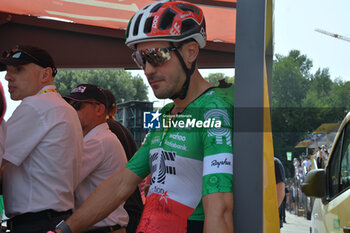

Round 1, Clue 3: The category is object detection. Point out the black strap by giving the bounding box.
[170,42,196,100]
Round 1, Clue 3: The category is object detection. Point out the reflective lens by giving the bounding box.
[131,47,177,69]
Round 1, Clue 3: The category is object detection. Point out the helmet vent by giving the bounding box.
[159,8,177,30]
[144,17,154,34]
[133,13,143,36]
[176,4,200,15]
[181,19,197,34]
[150,3,164,13]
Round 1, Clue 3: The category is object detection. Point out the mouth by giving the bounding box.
[8,86,16,93]
[149,80,163,87]
[148,76,164,87]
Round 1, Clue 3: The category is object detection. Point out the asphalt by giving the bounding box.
[281,211,311,233]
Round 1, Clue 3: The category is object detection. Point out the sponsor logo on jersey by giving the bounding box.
[169,133,186,142]
[159,191,169,204]
[144,111,161,129]
[149,185,166,195]
[205,109,232,146]
[211,158,231,168]
[203,153,233,175]
[164,140,187,151]
[150,149,177,186]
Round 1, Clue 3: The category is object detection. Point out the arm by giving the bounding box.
[276,181,285,207]
[274,158,286,207]
[57,167,143,233]
[203,192,233,233]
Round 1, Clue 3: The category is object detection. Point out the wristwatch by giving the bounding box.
[56,220,73,233]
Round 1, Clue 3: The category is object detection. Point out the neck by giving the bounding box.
[171,70,213,115]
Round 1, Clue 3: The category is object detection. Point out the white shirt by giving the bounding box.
[0,120,7,164]
[75,122,128,227]
[3,85,83,218]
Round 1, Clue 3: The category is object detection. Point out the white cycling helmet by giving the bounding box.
[125,0,206,49]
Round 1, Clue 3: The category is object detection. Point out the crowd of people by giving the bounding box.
[0,1,234,233]
[283,145,331,221]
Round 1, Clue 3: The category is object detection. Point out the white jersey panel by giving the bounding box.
[148,148,203,209]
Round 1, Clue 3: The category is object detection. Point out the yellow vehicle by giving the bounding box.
[302,112,350,233]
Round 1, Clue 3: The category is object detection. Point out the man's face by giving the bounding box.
[5,64,43,100]
[137,41,186,99]
[70,100,101,136]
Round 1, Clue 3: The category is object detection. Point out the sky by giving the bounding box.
[1,0,350,120]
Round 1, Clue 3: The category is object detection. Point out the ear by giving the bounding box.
[182,41,199,64]
[96,104,106,117]
[40,67,52,83]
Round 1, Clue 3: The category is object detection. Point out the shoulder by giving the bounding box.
[84,129,118,152]
[22,94,75,116]
[161,102,174,114]
[195,87,234,109]
[107,119,128,133]
[274,157,284,168]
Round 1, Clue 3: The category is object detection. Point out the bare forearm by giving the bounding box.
[203,192,234,233]
[63,167,142,233]
[204,210,233,233]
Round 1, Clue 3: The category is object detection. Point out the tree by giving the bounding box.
[271,50,349,176]
[204,73,234,86]
[54,69,148,103]
[272,50,311,108]
[271,50,313,167]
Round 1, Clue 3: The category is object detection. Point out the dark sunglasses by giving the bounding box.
[70,101,101,111]
[2,48,57,76]
[131,47,177,69]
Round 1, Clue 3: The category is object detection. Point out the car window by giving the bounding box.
[328,129,343,198]
[340,124,350,193]
[328,123,350,199]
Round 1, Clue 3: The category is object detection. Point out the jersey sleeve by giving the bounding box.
[274,158,286,184]
[126,132,152,179]
[200,95,233,196]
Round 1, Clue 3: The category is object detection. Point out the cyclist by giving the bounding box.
[54,1,233,233]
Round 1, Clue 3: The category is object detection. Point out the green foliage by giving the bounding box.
[271,50,349,176]
[54,69,148,103]
[204,73,234,86]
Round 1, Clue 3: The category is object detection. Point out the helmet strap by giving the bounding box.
[170,42,196,100]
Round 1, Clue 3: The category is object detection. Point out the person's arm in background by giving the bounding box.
[56,167,143,233]
[274,157,286,207]
[203,192,233,233]
[276,181,285,206]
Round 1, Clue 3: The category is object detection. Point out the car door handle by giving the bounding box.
[343,227,350,233]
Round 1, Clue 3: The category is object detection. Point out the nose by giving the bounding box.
[143,62,156,77]
[4,72,12,81]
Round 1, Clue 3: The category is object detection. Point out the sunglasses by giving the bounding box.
[2,48,57,76]
[131,47,177,69]
[70,101,101,111]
